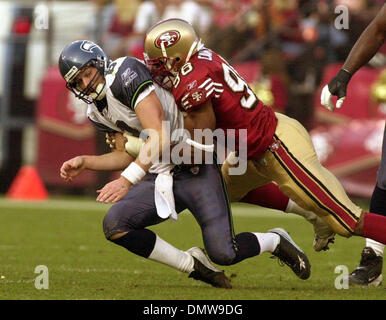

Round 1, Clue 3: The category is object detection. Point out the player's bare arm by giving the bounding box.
[183,100,216,134]
[60,133,134,183]
[60,150,134,182]
[343,4,386,75]
[96,91,169,203]
[82,146,134,172]
[134,90,169,170]
[321,4,386,111]
[181,100,217,163]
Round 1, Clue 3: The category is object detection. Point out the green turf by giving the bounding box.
[0,198,385,300]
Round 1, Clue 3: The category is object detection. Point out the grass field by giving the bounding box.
[0,197,385,301]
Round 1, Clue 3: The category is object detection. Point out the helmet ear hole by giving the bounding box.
[175,57,180,62]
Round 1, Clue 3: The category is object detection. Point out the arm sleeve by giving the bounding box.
[178,75,225,113]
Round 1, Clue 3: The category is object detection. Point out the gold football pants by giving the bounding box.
[222,113,362,237]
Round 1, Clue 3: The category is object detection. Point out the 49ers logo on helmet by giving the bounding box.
[155,31,180,48]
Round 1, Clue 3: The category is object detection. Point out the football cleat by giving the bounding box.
[269,228,311,280]
[312,216,335,252]
[187,247,232,289]
[303,212,335,252]
[349,247,383,287]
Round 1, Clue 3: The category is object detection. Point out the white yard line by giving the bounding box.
[0,198,299,218]
[0,198,112,211]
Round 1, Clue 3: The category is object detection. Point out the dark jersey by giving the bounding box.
[87,57,154,136]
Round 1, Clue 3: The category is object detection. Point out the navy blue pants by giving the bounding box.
[103,163,260,265]
[371,124,386,215]
[376,124,386,191]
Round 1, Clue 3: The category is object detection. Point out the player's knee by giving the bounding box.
[103,213,117,240]
[205,247,235,266]
[209,253,234,266]
[102,205,130,240]
[108,232,128,241]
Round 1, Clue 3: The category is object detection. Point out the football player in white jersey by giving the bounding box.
[58,40,312,288]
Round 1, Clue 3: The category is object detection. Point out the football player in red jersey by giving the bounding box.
[143,18,386,247]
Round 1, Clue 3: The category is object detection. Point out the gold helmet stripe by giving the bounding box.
[160,41,168,58]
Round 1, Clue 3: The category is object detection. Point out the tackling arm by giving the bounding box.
[183,100,216,134]
[107,100,217,166]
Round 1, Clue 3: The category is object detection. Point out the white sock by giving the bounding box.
[253,232,280,254]
[365,238,385,257]
[148,235,195,273]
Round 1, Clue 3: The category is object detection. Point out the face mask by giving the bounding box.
[89,81,106,100]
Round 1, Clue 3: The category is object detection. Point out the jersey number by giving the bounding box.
[106,62,117,75]
[173,62,193,88]
[222,63,258,110]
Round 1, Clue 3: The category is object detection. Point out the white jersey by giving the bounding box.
[86,57,184,173]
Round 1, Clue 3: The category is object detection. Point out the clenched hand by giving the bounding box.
[60,156,85,182]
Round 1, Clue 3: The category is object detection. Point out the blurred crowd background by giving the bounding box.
[0,0,385,200]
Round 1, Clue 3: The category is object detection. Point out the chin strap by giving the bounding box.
[96,81,107,100]
[89,81,106,101]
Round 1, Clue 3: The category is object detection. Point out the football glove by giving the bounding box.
[320,69,352,111]
[105,132,116,149]
[123,132,145,158]
[105,132,127,151]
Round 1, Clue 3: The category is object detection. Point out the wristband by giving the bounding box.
[337,69,352,84]
[121,162,146,185]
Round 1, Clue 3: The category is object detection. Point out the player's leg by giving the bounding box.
[239,182,288,210]
[256,113,386,244]
[239,182,335,251]
[222,155,335,251]
[103,174,231,288]
[349,125,386,286]
[174,162,311,280]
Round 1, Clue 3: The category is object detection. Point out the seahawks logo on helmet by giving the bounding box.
[80,40,99,53]
[155,31,180,49]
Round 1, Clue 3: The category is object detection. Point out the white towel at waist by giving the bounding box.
[154,171,177,221]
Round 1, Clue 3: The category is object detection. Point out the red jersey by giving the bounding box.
[172,48,278,159]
